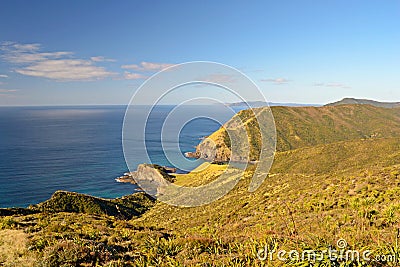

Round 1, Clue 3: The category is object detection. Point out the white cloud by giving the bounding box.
[14,59,115,81]
[313,82,350,89]
[261,78,290,84]
[1,42,73,63]
[90,56,116,62]
[0,89,18,93]
[0,74,8,78]
[1,42,41,53]
[121,61,175,72]
[123,71,148,80]
[0,42,116,81]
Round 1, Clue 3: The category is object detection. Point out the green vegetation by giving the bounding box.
[30,191,155,220]
[196,104,400,161]
[2,104,400,266]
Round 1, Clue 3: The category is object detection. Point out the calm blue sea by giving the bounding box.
[0,105,236,208]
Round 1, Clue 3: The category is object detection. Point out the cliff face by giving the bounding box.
[195,129,231,162]
[194,104,400,162]
[195,107,275,163]
[131,164,175,196]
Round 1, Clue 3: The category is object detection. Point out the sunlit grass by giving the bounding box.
[2,105,400,265]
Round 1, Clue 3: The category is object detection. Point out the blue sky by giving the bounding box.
[0,0,399,105]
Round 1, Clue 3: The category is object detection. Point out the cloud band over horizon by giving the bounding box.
[0,42,116,81]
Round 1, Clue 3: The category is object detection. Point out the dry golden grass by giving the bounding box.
[174,162,228,186]
[0,229,36,266]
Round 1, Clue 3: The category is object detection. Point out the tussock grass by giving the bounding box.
[2,105,400,265]
[0,229,36,266]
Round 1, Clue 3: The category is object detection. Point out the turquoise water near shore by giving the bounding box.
[0,105,235,208]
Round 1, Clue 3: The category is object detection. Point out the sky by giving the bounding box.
[0,0,399,106]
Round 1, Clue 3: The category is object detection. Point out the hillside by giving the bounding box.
[326,98,400,108]
[135,137,400,265]
[29,191,155,220]
[2,104,400,266]
[2,137,400,266]
[195,104,400,162]
[141,137,400,236]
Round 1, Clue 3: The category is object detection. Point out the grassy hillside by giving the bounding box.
[274,105,400,151]
[2,104,400,266]
[30,191,155,220]
[134,137,400,265]
[141,137,400,236]
[196,104,400,161]
[2,137,400,266]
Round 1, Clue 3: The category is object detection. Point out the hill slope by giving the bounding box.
[3,137,400,266]
[195,104,400,162]
[326,98,400,108]
[133,137,400,264]
[3,105,400,266]
[141,137,400,233]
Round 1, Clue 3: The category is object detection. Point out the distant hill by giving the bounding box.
[226,101,320,107]
[326,98,400,108]
[195,104,400,162]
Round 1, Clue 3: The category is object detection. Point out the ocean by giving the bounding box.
[0,105,236,208]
